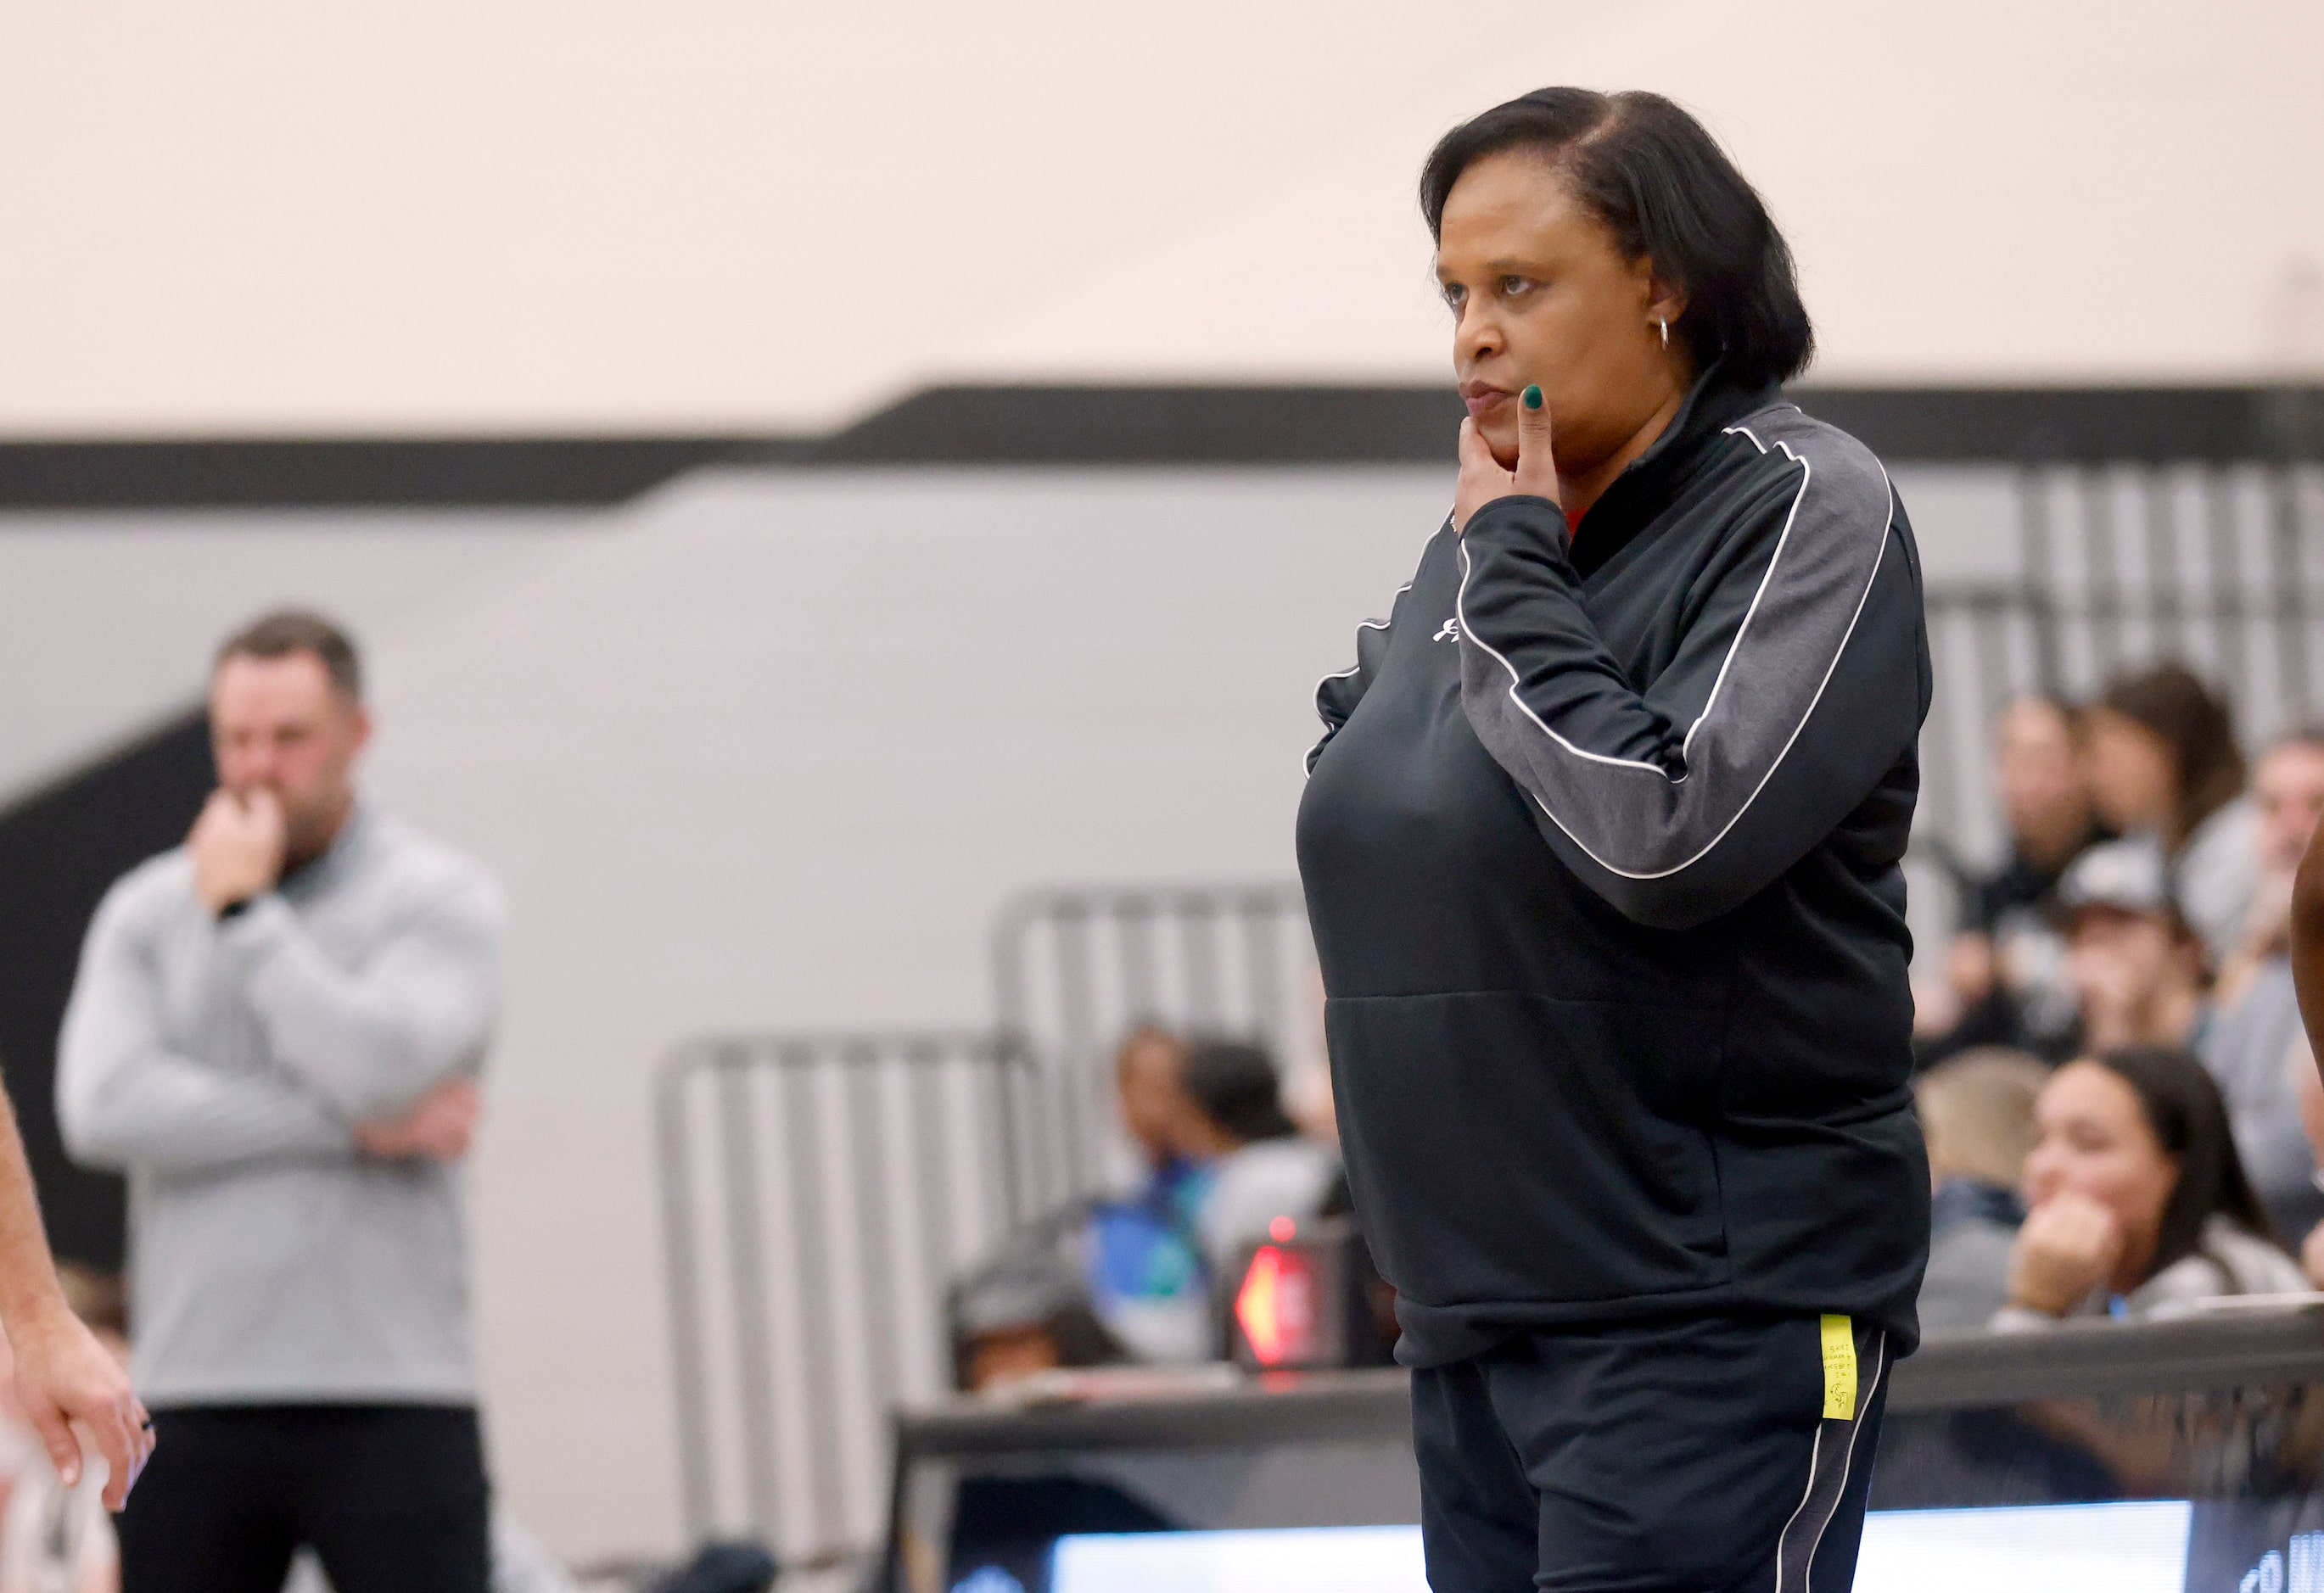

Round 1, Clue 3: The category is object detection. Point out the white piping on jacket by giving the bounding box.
[1453,421,1895,883]
[1304,583,1414,776]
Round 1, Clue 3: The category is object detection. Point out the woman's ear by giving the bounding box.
[1638,263,1690,368]
[1645,274,1688,332]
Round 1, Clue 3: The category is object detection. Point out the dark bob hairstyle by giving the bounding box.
[1420,88,1813,389]
[2089,1044,2277,1279]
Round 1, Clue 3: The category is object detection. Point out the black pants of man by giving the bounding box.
[116,1405,490,1593]
[1411,1314,1892,1593]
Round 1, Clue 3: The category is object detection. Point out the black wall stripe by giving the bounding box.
[1,384,2317,508]
[0,710,213,1269]
[820,383,2324,468]
[0,437,810,511]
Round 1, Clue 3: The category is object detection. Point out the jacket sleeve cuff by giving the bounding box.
[1460,494,1570,551]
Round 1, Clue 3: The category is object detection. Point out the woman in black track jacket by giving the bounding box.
[1296,88,1931,1593]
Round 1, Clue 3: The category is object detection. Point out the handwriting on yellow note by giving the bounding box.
[1819,1315,1856,1421]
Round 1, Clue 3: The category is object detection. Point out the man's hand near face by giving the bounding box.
[189,789,286,914]
[355,1079,481,1163]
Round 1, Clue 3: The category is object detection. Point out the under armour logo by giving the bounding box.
[1433,618,1462,642]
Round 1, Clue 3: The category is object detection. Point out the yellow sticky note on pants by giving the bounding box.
[1820,1314,1857,1420]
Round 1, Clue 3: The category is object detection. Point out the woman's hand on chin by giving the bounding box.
[2008,1192,2127,1316]
[1454,386,1560,532]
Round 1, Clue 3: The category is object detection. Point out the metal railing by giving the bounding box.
[884,1308,2324,1458]
[881,1311,2324,1593]
[657,1031,1037,1566]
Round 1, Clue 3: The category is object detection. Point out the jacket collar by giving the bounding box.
[1569,366,1782,579]
[279,799,374,897]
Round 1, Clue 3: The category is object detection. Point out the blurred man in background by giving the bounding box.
[57,611,504,1593]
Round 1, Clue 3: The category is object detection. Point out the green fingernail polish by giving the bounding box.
[1522,385,1543,410]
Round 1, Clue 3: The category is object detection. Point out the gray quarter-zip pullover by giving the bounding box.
[58,806,503,1406]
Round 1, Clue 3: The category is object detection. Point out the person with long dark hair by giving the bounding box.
[1296,88,1931,1590]
[2083,662,2256,964]
[1994,1046,2305,1326]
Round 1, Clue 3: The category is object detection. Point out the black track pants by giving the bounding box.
[117,1405,490,1593]
[1411,1315,1891,1593]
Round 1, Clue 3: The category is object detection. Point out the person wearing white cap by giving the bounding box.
[2056,836,2209,1055]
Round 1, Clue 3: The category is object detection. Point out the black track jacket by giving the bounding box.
[1296,374,1932,1368]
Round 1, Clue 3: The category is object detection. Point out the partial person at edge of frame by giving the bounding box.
[2288,780,2324,1151]
[1297,87,1929,1593]
[0,1081,151,1512]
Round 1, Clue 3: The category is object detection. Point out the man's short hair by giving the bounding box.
[215,609,362,701]
[1914,1048,2048,1188]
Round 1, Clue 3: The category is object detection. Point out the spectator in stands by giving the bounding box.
[2220,729,2324,987]
[58,610,502,1593]
[1081,1034,1336,1361]
[2195,729,2324,1243]
[950,1029,1341,1384]
[1173,1038,1339,1274]
[1915,1048,2047,1332]
[2059,815,2324,1245]
[2082,663,2256,965]
[1923,696,2106,1061]
[949,1226,1128,1392]
[1080,1027,1214,1365]
[1112,1024,1200,1203]
[1992,1046,2307,1328]
[2057,838,2210,1053]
